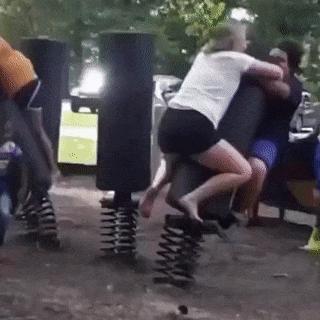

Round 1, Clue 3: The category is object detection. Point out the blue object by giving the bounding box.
[0,190,11,245]
[0,142,22,245]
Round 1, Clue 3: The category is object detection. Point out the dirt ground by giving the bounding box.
[1,174,320,320]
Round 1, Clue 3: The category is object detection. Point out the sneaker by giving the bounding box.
[299,227,320,253]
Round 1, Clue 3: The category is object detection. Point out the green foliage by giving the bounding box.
[232,0,320,97]
[0,0,319,95]
[157,0,227,76]
[0,0,167,72]
[160,0,320,96]
[0,0,161,51]
[238,0,318,45]
[160,0,225,43]
[0,0,226,77]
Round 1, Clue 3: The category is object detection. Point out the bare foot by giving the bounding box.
[139,187,158,218]
[179,196,203,223]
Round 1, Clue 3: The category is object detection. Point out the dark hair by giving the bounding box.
[277,40,304,71]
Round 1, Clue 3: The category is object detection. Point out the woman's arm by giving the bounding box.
[258,76,303,112]
[246,60,284,80]
[258,79,290,99]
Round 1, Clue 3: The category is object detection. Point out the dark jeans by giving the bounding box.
[5,101,52,197]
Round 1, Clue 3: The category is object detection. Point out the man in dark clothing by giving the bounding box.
[238,40,304,218]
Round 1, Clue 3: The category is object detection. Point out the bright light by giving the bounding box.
[231,8,255,22]
[80,67,105,95]
[70,87,79,96]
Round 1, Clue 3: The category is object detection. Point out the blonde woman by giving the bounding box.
[140,23,283,222]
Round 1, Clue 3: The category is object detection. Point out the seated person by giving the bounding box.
[238,40,304,220]
[139,22,283,222]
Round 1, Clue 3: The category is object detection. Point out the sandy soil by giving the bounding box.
[0,174,319,320]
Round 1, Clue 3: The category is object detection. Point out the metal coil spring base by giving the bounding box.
[154,215,203,287]
[18,196,39,234]
[37,196,59,241]
[100,207,138,256]
[18,194,60,247]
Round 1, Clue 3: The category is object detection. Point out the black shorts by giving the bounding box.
[13,79,41,110]
[158,108,221,155]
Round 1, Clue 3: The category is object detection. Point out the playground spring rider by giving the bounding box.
[11,37,68,246]
[154,78,269,286]
[96,32,154,256]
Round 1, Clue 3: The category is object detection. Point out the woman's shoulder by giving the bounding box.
[224,51,254,59]
[205,50,254,60]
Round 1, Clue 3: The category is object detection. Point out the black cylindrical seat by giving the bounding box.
[167,78,268,219]
[96,32,154,193]
[20,37,69,155]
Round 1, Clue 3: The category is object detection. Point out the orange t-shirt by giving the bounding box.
[0,38,37,98]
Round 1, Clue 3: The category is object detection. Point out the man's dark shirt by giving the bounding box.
[257,75,303,135]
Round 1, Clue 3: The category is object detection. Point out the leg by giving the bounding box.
[14,79,58,179]
[139,153,179,218]
[279,207,285,220]
[252,201,260,218]
[8,102,52,191]
[307,143,320,249]
[316,215,320,228]
[238,157,268,219]
[179,139,252,222]
[237,136,280,220]
[312,142,320,206]
[26,107,59,177]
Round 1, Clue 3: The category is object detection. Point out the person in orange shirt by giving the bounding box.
[0,37,58,193]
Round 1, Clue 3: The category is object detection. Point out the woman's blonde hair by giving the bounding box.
[202,23,245,54]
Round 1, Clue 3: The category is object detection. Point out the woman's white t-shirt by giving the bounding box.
[169,51,257,128]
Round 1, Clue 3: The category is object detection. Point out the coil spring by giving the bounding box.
[37,195,58,240]
[20,196,39,234]
[154,221,202,287]
[100,207,138,255]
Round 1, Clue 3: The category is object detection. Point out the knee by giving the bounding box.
[247,158,268,190]
[249,157,268,180]
[239,161,252,184]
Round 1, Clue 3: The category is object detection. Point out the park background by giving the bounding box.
[0,0,319,164]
